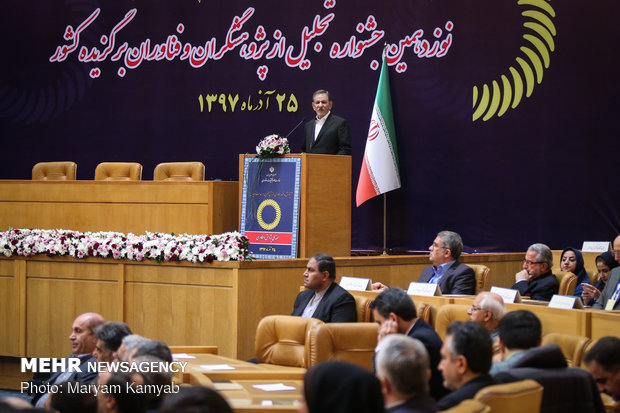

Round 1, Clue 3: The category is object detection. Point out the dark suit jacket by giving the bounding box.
[592,267,620,309]
[291,282,356,323]
[511,270,559,301]
[31,354,98,406]
[408,319,449,401]
[418,262,476,295]
[302,113,352,155]
[436,375,497,411]
[388,393,438,413]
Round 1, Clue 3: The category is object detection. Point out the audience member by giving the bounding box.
[584,336,620,401]
[560,247,590,296]
[583,252,618,306]
[370,287,447,400]
[299,361,386,413]
[467,292,505,345]
[132,339,173,362]
[489,310,542,374]
[49,380,96,413]
[93,322,132,363]
[436,321,496,410]
[159,385,233,413]
[511,243,559,301]
[115,334,148,362]
[593,235,620,310]
[32,312,104,408]
[96,372,149,413]
[375,334,438,413]
[373,231,475,295]
[291,253,357,322]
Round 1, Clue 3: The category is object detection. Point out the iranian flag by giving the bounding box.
[356,57,401,207]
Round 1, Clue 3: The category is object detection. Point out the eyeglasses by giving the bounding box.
[612,250,620,256]
[523,259,544,266]
[469,305,485,312]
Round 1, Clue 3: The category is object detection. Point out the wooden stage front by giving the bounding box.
[0,253,524,361]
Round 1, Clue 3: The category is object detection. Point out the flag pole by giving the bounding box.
[382,193,388,255]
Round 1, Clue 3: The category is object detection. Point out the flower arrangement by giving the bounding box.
[0,228,251,263]
[255,134,290,158]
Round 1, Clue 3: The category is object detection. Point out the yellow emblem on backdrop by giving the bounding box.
[256,199,282,230]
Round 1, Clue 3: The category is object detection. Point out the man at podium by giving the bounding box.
[301,89,352,155]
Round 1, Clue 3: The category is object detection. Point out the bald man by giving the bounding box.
[33,312,104,408]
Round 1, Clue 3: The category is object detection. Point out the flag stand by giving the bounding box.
[382,193,388,255]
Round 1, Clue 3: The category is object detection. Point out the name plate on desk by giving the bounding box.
[582,241,610,252]
[407,282,442,297]
[490,286,522,303]
[340,276,372,291]
[548,295,584,309]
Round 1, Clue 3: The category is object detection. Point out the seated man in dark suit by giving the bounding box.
[371,287,448,400]
[291,253,356,323]
[375,334,438,413]
[32,312,105,408]
[373,231,475,295]
[436,321,496,410]
[301,89,352,155]
[511,243,559,301]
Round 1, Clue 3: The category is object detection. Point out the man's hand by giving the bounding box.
[372,282,388,291]
[515,269,530,282]
[377,318,399,342]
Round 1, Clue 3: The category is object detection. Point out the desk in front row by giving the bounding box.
[175,353,303,412]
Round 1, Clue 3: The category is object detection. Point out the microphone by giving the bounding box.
[283,117,307,140]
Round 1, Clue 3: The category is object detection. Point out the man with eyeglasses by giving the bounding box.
[593,235,620,310]
[511,243,558,301]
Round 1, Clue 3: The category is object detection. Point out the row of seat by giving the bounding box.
[31,161,205,181]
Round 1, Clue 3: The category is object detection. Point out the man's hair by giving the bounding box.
[50,381,96,413]
[376,335,429,396]
[437,231,463,260]
[94,322,132,353]
[446,321,493,374]
[104,372,149,413]
[369,287,417,321]
[528,243,553,268]
[119,334,148,361]
[479,294,506,321]
[497,310,541,350]
[312,89,332,101]
[312,253,336,280]
[584,336,620,372]
[159,385,233,413]
[132,355,173,387]
[132,339,173,363]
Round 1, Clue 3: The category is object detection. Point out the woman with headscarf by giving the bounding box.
[582,251,619,306]
[560,247,590,296]
[298,361,386,413]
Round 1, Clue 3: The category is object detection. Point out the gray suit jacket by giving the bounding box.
[592,267,620,310]
[418,261,476,295]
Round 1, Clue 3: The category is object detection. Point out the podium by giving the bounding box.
[239,153,351,258]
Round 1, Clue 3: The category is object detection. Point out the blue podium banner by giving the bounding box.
[240,156,301,259]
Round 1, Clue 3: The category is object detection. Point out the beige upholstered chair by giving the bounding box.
[352,295,372,322]
[541,332,590,367]
[554,271,577,296]
[307,322,377,371]
[153,162,205,181]
[32,161,77,180]
[94,162,142,181]
[440,399,490,413]
[254,315,323,368]
[469,264,491,293]
[475,379,543,413]
[434,304,471,340]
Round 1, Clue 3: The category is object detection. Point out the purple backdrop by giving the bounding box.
[1,0,619,253]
